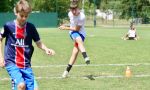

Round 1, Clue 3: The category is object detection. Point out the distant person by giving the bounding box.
[122,23,139,40]
[0,0,55,90]
[59,1,90,78]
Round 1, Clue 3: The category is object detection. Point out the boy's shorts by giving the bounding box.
[128,37,135,40]
[11,77,38,90]
[70,31,85,41]
[70,31,85,47]
[6,65,34,90]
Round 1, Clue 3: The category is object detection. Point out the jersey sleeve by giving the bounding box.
[0,25,8,39]
[30,24,40,42]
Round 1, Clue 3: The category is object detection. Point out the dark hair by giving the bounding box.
[130,23,133,27]
[70,2,78,8]
[70,0,79,8]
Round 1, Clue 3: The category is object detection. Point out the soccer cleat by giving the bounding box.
[62,71,69,78]
[85,57,90,65]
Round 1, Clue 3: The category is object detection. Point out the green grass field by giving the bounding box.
[0,26,150,90]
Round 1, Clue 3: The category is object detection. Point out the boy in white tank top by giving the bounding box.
[122,23,139,40]
[59,0,90,78]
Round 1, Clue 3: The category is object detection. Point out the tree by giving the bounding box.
[32,0,70,19]
[0,0,19,12]
[0,0,10,12]
[119,0,150,20]
[88,0,101,9]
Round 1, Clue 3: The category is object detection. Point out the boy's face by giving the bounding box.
[131,25,135,30]
[70,7,79,16]
[16,11,29,26]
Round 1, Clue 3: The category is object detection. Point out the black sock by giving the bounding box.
[66,64,72,72]
[82,52,88,59]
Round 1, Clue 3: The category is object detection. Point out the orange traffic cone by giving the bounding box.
[125,66,132,78]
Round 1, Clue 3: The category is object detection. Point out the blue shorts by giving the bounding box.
[70,31,85,47]
[70,31,85,41]
[11,78,38,90]
[6,65,34,90]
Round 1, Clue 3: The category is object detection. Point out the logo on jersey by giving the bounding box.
[11,39,28,47]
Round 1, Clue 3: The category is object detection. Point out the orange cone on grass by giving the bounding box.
[125,66,132,78]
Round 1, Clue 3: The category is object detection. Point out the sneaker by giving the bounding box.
[62,71,69,78]
[85,57,90,65]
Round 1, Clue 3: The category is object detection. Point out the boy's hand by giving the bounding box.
[59,25,66,30]
[0,58,5,68]
[45,48,55,56]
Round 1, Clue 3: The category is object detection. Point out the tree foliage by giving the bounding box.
[88,0,101,9]
[32,0,70,19]
[0,0,18,12]
[0,0,9,12]
[119,0,150,19]
[0,0,149,21]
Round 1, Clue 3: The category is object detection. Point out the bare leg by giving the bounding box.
[62,46,79,78]
[123,34,128,40]
[75,37,85,52]
[75,37,90,64]
[18,82,25,90]
[69,46,79,65]
[62,37,90,78]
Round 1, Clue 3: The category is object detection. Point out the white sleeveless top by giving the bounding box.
[128,29,136,37]
[68,11,86,37]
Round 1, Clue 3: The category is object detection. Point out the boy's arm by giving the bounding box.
[59,25,81,31]
[35,40,55,56]
[0,38,5,68]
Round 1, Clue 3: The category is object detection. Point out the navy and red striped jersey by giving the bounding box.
[0,20,40,68]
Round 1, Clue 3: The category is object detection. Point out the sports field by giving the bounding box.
[0,26,150,90]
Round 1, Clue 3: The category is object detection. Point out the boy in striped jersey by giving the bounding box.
[0,0,55,90]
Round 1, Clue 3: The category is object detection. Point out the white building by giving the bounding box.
[96,9,113,20]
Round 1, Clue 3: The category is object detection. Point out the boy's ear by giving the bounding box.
[14,12,18,16]
[13,8,17,15]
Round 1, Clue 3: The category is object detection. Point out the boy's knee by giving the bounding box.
[76,38,83,44]
[18,82,25,90]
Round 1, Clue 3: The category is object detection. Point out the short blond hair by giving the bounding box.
[14,0,31,13]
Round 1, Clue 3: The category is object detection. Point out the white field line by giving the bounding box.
[32,63,150,68]
[1,63,150,81]
[1,75,150,81]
